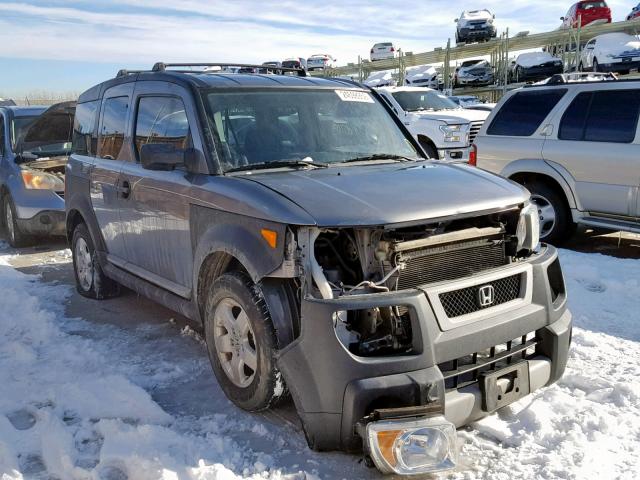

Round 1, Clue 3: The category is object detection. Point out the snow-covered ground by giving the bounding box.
[0,245,638,480]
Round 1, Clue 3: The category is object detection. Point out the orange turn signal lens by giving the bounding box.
[261,229,278,249]
[376,430,402,467]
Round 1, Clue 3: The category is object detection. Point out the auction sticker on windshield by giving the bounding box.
[335,90,374,103]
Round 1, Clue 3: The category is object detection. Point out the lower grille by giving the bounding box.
[439,332,539,390]
[439,273,522,318]
[469,121,484,143]
[395,237,507,290]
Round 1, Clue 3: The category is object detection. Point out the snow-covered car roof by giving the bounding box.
[516,51,561,67]
[404,65,437,81]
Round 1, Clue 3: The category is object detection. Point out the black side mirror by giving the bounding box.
[560,16,565,21]
[140,143,186,171]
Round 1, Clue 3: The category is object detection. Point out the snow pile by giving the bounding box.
[0,245,639,479]
[0,254,311,480]
[457,250,640,479]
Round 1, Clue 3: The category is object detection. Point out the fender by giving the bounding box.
[191,205,287,314]
[500,159,580,211]
[65,191,108,254]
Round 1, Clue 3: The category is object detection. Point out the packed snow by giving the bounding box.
[0,244,638,480]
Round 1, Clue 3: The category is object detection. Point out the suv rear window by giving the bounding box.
[487,89,567,137]
[559,90,640,143]
[98,96,128,160]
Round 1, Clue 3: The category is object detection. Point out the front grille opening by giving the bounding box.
[393,236,508,290]
[439,273,522,318]
[546,258,565,304]
[439,332,539,390]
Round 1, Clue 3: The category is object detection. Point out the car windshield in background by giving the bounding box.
[392,91,460,112]
[202,88,418,171]
[10,117,37,151]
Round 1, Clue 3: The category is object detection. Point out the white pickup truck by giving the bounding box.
[377,86,489,162]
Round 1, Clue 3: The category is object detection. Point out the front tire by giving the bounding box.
[72,222,120,299]
[525,181,575,245]
[204,271,286,412]
[3,194,31,248]
[418,139,439,160]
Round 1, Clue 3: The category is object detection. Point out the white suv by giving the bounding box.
[370,42,397,62]
[377,86,489,162]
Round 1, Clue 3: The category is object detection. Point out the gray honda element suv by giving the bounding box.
[66,63,572,476]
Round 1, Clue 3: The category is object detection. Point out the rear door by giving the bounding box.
[91,83,133,259]
[542,86,640,218]
[117,81,203,295]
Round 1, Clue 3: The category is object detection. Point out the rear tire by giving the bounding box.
[3,194,31,248]
[204,271,286,412]
[72,222,120,299]
[525,181,575,245]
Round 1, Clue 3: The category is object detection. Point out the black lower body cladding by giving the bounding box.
[277,245,571,452]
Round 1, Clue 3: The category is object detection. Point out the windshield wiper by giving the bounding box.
[225,159,328,173]
[341,154,417,164]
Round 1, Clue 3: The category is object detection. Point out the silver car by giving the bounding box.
[474,73,640,243]
[0,102,75,246]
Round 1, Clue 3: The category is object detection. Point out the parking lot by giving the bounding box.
[2,226,638,479]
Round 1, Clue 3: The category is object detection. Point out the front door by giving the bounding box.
[542,87,640,219]
[117,82,201,296]
[91,84,134,259]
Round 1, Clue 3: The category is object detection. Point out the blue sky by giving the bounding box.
[0,0,634,97]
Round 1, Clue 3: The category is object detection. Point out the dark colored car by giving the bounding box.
[510,52,564,83]
[1,102,75,246]
[65,62,571,476]
[561,1,611,28]
[454,60,494,87]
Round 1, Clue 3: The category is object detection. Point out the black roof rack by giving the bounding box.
[116,63,308,79]
[152,62,307,77]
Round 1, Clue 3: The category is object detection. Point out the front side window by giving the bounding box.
[487,89,567,137]
[391,91,460,112]
[560,90,640,143]
[135,96,191,159]
[202,88,417,171]
[72,101,99,156]
[98,96,128,160]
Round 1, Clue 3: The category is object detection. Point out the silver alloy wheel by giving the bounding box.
[74,237,93,292]
[213,297,258,388]
[530,193,556,240]
[5,200,15,244]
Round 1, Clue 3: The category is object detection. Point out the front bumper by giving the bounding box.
[458,26,496,41]
[16,210,66,236]
[457,75,494,86]
[437,145,473,163]
[277,245,571,452]
[600,60,640,72]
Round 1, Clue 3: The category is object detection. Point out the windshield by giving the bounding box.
[391,91,460,112]
[10,117,37,152]
[202,88,418,171]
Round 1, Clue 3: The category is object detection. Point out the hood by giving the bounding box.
[405,66,437,82]
[458,61,491,75]
[364,72,395,87]
[410,108,489,123]
[460,10,493,25]
[236,162,528,227]
[516,52,561,67]
[19,101,76,153]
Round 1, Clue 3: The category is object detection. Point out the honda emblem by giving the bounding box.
[477,285,495,307]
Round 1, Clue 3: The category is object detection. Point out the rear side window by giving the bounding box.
[98,96,128,160]
[134,96,191,159]
[72,101,98,156]
[559,90,640,143]
[487,89,567,136]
